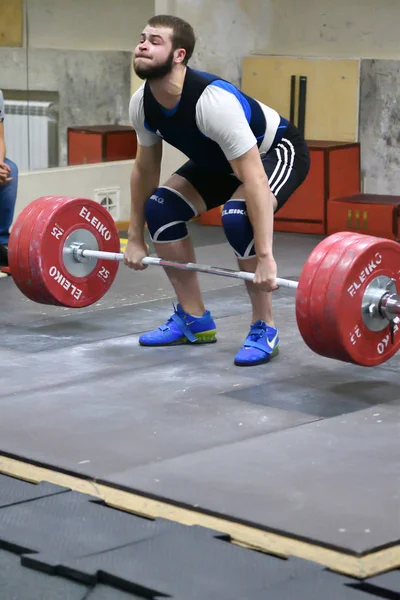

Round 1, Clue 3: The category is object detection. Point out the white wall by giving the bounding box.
[262,0,400,59]
[25,0,400,72]
[16,161,133,221]
[161,0,400,65]
[26,0,154,51]
[16,142,186,222]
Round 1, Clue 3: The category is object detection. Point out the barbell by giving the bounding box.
[7,195,400,367]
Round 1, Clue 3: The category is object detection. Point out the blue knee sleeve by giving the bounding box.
[221,199,255,259]
[145,186,197,243]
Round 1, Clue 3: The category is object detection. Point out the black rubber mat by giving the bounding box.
[86,585,147,600]
[118,402,399,556]
[0,549,88,600]
[0,490,174,569]
[250,575,380,600]
[0,474,68,508]
[225,373,397,418]
[58,526,344,599]
[361,569,400,598]
[0,548,381,600]
[0,473,386,599]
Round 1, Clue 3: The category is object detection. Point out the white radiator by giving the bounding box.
[4,100,58,171]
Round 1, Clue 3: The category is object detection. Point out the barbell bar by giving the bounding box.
[68,240,400,324]
[7,195,400,368]
[68,244,299,289]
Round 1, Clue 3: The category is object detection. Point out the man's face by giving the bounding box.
[133,25,176,80]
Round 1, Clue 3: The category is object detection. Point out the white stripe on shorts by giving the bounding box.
[269,138,295,197]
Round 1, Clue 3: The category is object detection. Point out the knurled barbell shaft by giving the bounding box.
[73,247,299,290]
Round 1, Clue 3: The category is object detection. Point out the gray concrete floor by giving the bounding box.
[0,223,399,556]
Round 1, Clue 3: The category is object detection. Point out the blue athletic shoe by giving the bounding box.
[139,303,217,346]
[234,320,279,366]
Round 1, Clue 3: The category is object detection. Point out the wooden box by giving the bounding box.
[327,194,400,241]
[199,141,360,233]
[274,141,360,235]
[68,125,137,165]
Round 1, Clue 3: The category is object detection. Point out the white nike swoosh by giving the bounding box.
[266,333,278,349]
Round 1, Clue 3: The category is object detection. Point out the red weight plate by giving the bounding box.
[16,196,90,306]
[9,197,60,304]
[28,196,120,308]
[307,233,369,362]
[17,201,55,304]
[321,235,400,366]
[315,233,382,363]
[8,199,39,276]
[296,232,364,358]
[17,197,65,305]
[26,196,101,306]
[23,197,71,305]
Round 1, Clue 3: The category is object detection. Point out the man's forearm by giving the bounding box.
[244,179,274,258]
[128,164,159,242]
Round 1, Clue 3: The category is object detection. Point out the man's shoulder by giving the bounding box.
[189,69,252,104]
[196,78,249,111]
[128,84,146,122]
[189,67,235,90]
[189,67,222,80]
[129,83,145,105]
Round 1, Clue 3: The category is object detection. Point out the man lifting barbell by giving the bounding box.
[7,16,400,370]
[124,14,311,366]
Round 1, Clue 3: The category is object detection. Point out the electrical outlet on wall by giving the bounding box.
[94,187,120,221]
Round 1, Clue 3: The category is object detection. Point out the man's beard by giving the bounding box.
[134,50,175,81]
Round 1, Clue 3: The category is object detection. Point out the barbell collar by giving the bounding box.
[379,293,400,321]
[70,242,90,264]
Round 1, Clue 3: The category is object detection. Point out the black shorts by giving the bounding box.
[174,122,310,212]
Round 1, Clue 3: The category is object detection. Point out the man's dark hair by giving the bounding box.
[147,14,195,65]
